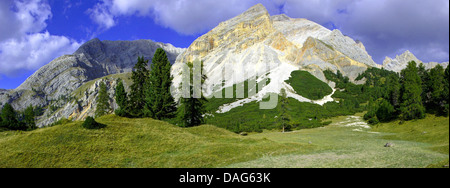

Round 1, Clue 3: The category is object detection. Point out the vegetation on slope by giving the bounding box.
[0,115,303,168]
[286,70,332,100]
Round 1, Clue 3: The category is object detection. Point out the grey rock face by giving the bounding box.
[0,39,185,127]
[382,50,448,72]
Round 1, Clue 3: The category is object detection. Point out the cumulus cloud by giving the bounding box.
[0,0,81,77]
[0,32,81,76]
[87,0,285,35]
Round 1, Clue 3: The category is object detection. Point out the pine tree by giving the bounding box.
[95,81,110,117]
[278,89,291,132]
[115,78,129,117]
[145,48,177,120]
[442,65,449,116]
[176,61,207,127]
[399,61,426,120]
[386,73,401,108]
[426,65,445,112]
[129,56,150,117]
[24,105,36,130]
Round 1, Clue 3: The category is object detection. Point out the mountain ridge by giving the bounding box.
[0,39,185,126]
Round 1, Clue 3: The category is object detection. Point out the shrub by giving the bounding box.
[82,116,106,129]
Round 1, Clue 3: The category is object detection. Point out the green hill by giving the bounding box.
[286,70,333,100]
[0,115,303,168]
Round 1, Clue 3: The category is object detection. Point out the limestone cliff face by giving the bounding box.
[172,4,377,101]
[0,39,184,127]
[382,50,449,72]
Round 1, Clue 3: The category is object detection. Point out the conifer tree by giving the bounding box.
[24,105,36,130]
[145,48,177,119]
[386,73,401,108]
[129,56,149,117]
[176,61,207,127]
[278,89,291,132]
[426,65,445,111]
[399,61,426,120]
[442,65,449,115]
[95,81,110,117]
[115,78,129,117]
[1,103,20,130]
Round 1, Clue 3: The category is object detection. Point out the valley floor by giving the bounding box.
[0,113,448,168]
[228,114,449,168]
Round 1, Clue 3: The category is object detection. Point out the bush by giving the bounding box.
[82,116,106,129]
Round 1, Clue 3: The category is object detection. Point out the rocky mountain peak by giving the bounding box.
[74,38,105,56]
[383,50,447,72]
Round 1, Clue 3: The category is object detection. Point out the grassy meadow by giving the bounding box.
[0,113,448,168]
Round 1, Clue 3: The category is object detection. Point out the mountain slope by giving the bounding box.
[171,4,377,113]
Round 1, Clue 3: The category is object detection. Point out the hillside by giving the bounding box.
[0,115,303,168]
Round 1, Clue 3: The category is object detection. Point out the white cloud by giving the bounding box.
[0,32,81,76]
[87,1,116,31]
[87,0,286,35]
[0,0,81,77]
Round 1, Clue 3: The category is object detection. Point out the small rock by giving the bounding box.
[384,143,394,147]
[308,141,312,144]
[240,132,248,136]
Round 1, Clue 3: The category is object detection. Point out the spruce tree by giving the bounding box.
[145,48,177,120]
[278,89,291,132]
[1,103,19,130]
[399,61,426,120]
[95,81,110,117]
[129,56,150,117]
[115,78,129,117]
[24,105,36,130]
[426,65,445,112]
[176,61,207,127]
[386,73,401,108]
[442,66,449,115]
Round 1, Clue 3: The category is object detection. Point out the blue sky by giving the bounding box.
[0,0,449,89]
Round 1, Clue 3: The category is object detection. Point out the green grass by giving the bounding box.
[227,113,449,168]
[1,114,447,168]
[286,70,333,100]
[0,115,304,168]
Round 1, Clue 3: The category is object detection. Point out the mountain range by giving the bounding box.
[0,4,447,127]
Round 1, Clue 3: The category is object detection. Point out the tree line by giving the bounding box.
[111,48,207,127]
[0,103,36,131]
[363,61,449,124]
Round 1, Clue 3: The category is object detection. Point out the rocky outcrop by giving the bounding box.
[0,39,184,127]
[382,50,448,72]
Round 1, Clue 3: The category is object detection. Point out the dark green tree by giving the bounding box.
[24,105,36,130]
[115,78,129,117]
[145,48,177,120]
[278,89,291,132]
[442,65,449,116]
[385,73,401,108]
[129,56,150,117]
[176,61,207,127]
[1,103,21,130]
[399,61,426,120]
[95,81,110,117]
[376,99,396,122]
[426,65,445,112]
[82,116,106,129]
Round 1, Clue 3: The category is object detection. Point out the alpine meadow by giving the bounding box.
[0,2,448,170]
